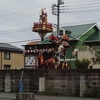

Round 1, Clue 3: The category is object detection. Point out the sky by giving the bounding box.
[0,0,100,49]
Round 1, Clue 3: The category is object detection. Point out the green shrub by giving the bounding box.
[67,88,73,96]
[97,91,100,98]
[74,85,80,97]
[83,86,98,98]
[83,87,92,97]
[74,58,91,69]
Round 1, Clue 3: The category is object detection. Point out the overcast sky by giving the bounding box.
[0,0,100,48]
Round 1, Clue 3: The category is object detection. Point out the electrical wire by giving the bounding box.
[0,3,51,18]
[0,14,100,34]
[0,18,100,36]
[3,28,100,46]
[7,38,41,44]
[63,2,100,7]
[0,4,51,22]
[0,1,100,45]
[0,10,51,22]
[1,2,100,22]
[0,28,30,35]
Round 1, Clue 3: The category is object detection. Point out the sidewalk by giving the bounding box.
[0,92,99,100]
[0,92,15,100]
[35,94,100,100]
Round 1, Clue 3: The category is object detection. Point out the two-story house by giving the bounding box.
[0,43,24,70]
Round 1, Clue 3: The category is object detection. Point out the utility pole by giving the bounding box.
[52,0,64,36]
[57,0,60,36]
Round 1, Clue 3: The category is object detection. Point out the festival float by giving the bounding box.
[23,8,73,69]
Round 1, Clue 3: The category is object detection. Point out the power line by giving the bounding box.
[0,18,100,36]
[66,9,100,13]
[0,10,51,22]
[0,3,51,18]
[7,38,40,44]
[7,33,100,45]
[0,1,99,19]
[60,20,100,26]
[0,3,100,22]
[0,5,51,22]
[66,2,100,7]
[0,1,100,44]
[0,27,31,35]
[68,5,100,10]
[0,2,100,22]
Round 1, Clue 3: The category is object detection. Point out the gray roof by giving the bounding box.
[0,43,23,52]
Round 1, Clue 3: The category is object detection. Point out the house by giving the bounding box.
[62,23,100,46]
[0,43,24,70]
[43,23,100,68]
[43,23,100,46]
[61,23,100,68]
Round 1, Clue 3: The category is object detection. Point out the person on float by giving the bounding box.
[38,53,44,69]
[58,30,72,48]
[49,33,58,44]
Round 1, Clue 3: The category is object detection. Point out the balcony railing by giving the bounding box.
[77,46,100,58]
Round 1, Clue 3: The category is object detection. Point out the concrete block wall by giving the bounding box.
[0,69,100,97]
[45,70,80,95]
[0,71,5,92]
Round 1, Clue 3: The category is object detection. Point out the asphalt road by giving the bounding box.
[0,92,99,100]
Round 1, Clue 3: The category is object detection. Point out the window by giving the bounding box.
[4,65,11,70]
[4,52,10,60]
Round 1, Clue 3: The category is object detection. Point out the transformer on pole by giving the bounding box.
[52,0,64,36]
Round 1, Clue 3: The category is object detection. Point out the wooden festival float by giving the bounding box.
[23,8,73,69]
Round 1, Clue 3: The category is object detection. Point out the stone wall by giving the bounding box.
[0,69,100,97]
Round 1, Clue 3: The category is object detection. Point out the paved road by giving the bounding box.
[0,92,99,100]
